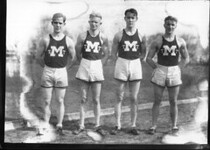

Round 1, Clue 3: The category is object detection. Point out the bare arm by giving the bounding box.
[100,34,109,65]
[139,34,147,61]
[146,38,160,69]
[111,32,121,62]
[75,33,86,62]
[178,38,190,69]
[36,38,48,68]
[66,36,76,70]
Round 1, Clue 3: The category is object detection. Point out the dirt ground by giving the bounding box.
[4,102,208,145]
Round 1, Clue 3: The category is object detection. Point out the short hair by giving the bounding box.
[52,13,66,22]
[164,16,178,23]
[124,8,138,17]
[89,11,102,20]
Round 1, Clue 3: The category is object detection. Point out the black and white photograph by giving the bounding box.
[3,0,209,148]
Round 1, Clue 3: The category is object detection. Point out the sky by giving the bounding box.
[6,0,209,51]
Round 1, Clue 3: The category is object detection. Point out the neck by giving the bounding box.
[51,32,64,40]
[164,32,175,39]
[126,27,136,32]
[125,27,136,35]
[52,32,63,37]
[89,29,99,37]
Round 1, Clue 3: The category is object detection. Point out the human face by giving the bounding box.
[124,12,138,28]
[88,17,102,31]
[52,17,65,33]
[164,20,177,35]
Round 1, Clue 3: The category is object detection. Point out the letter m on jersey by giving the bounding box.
[123,41,138,52]
[49,46,64,57]
[85,41,100,53]
[162,45,177,56]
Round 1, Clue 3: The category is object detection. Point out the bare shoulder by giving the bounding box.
[151,34,162,48]
[66,36,74,47]
[156,34,163,43]
[39,35,50,47]
[100,32,108,40]
[176,36,186,47]
[138,30,143,41]
[99,32,108,46]
[113,30,123,42]
[77,31,87,41]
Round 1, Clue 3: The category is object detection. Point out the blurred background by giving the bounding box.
[5,0,209,123]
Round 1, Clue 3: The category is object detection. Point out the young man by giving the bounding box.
[36,13,76,135]
[110,8,146,135]
[146,16,189,135]
[73,12,109,135]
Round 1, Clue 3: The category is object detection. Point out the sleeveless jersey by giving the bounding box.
[44,34,69,68]
[82,31,103,60]
[157,36,179,66]
[118,29,142,60]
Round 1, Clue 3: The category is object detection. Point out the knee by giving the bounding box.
[154,96,162,105]
[117,97,123,103]
[93,98,100,105]
[81,96,88,104]
[44,100,51,106]
[117,91,124,102]
[43,97,51,106]
[169,98,177,106]
[130,95,138,105]
[57,97,64,104]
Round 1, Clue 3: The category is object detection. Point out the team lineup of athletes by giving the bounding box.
[36,8,190,137]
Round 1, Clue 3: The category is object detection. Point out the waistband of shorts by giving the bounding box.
[44,65,66,70]
[81,58,102,63]
[118,57,140,62]
[157,64,179,70]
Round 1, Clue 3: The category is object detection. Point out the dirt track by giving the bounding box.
[4,101,207,145]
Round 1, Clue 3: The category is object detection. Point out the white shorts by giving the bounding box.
[41,65,68,88]
[151,64,182,87]
[76,58,104,82]
[114,57,142,81]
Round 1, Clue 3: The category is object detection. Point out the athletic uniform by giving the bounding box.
[114,29,143,81]
[41,34,69,88]
[76,31,104,82]
[151,36,182,87]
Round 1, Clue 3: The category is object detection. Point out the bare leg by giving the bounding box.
[168,86,180,128]
[79,81,89,129]
[54,88,66,127]
[91,82,102,127]
[129,81,141,127]
[42,87,53,123]
[151,84,165,128]
[115,80,126,129]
